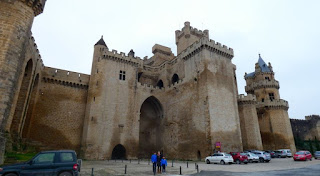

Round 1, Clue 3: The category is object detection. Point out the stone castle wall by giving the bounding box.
[290,115,320,141]
[25,67,89,152]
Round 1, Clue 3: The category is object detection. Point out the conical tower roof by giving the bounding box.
[257,54,271,72]
[95,36,107,47]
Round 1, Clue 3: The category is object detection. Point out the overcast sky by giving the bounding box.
[31,0,320,119]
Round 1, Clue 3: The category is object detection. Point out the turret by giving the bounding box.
[175,21,209,55]
[0,0,47,164]
[243,54,296,153]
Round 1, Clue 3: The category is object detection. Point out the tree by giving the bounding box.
[308,139,314,155]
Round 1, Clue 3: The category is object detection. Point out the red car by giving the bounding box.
[293,151,312,161]
[230,152,248,164]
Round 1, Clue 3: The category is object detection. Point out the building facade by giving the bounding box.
[0,0,296,164]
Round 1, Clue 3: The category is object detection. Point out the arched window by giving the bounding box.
[171,74,179,84]
[156,80,164,89]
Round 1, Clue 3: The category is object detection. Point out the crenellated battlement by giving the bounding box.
[18,0,47,16]
[101,49,144,67]
[245,80,279,92]
[175,21,209,41]
[177,37,234,60]
[256,99,289,110]
[238,94,256,105]
[41,67,89,88]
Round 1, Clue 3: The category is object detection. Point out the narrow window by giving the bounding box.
[269,93,275,101]
[265,77,270,81]
[93,97,95,102]
[262,98,265,102]
[119,70,126,81]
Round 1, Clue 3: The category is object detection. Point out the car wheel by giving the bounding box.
[59,172,72,176]
[244,162,248,164]
[249,159,253,163]
[206,159,210,164]
[278,155,281,158]
[236,159,240,164]
[220,160,225,165]
[259,158,264,163]
[5,174,18,176]
[310,158,312,161]
[265,160,270,163]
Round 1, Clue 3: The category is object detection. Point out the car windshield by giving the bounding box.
[240,153,247,155]
[225,154,231,156]
[315,151,320,154]
[251,153,257,157]
[296,152,305,155]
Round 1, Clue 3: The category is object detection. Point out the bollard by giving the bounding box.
[187,161,188,168]
[195,163,197,169]
[91,168,94,176]
[180,166,182,175]
[125,165,127,174]
[138,159,140,164]
[172,160,174,167]
[130,159,131,163]
[197,164,199,173]
[148,160,150,165]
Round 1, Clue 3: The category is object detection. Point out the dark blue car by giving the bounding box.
[0,150,79,176]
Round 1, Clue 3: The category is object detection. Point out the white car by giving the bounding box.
[278,149,292,157]
[205,153,234,165]
[246,152,259,163]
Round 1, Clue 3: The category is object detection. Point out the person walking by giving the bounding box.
[151,152,157,174]
[157,151,162,173]
[161,157,167,173]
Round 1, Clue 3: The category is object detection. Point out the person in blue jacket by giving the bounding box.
[161,157,168,173]
[151,152,157,174]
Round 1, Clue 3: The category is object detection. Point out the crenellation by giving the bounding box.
[42,67,90,85]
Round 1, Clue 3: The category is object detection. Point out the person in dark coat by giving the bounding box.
[157,151,162,173]
[151,152,157,174]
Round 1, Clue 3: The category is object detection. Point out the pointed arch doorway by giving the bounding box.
[139,96,164,158]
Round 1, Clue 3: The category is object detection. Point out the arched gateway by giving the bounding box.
[139,96,164,158]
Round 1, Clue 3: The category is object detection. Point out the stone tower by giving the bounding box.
[244,55,296,153]
[0,0,46,164]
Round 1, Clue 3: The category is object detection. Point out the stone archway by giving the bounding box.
[139,96,163,158]
[11,59,33,135]
[22,73,39,138]
[111,144,126,159]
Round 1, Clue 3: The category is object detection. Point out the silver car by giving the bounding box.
[315,151,320,159]
[278,149,292,157]
[246,152,259,163]
[205,153,234,165]
[252,151,271,162]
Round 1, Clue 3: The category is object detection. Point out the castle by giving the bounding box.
[0,0,296,164]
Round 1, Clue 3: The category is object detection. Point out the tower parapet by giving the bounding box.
[238,94,256,105]
[18,0,47,16]
[245,80,279,93]
[175,21,209,55]
[256,99,289,110]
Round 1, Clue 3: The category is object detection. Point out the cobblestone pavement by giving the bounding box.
[79,158,320,175]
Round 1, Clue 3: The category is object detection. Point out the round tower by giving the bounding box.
[0,0,46,164]
[244,55,296,153]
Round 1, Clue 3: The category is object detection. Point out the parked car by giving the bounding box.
[246,152,259,163]
[0,150,80,176]
[230,152,249,164]
[315,151,320,159]
[274,150,287,158]
[278,149,292,157]
[252,151,271,163]
[264,150,275,158]
[205,153,234,165]
[293,151,312,161]
[230,152,248,164]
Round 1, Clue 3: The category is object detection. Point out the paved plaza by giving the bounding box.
[79,158,320,175]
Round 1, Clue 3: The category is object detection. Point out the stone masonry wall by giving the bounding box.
[26,67,89,153]
[0,0,35,164]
